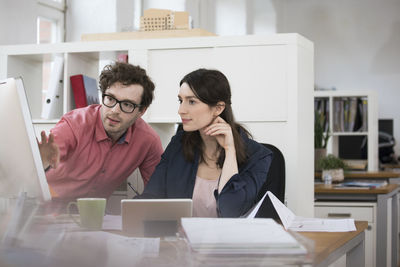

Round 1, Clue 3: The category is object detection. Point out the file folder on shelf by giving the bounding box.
[41,56,64,119]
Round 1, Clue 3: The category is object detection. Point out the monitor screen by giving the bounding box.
[0,78,51,201]
[379,119,393,135]
[338,136,368,160]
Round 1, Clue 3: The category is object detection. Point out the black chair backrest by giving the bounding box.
[255,143,285,220]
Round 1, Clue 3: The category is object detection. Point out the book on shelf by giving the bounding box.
[41,56,64,119]
[333,98,343,132]
[330,97,368,133]
[343,97,350,131]
[70,75,99,108]
[353,98,363,131]
[348,97,358,132]
[342,97,359,132]
[117,53,128,63]
[314,98,329,132]
[360,97,368,131]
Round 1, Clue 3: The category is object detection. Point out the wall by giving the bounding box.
[0,0,37,45]
[214,0,247,35]
[65,0,117,41]
[279,0,400,154]
[65,0,186,41]
[0,0,64,46]
[190,0,400,155]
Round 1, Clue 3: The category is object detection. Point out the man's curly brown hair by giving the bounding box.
[99,62,155,111]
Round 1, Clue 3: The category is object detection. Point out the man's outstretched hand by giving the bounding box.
[37,131,60,170]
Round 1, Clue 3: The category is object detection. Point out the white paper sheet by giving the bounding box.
[247,191,356,232]
[243,191,268,218]
[102,215,122,230]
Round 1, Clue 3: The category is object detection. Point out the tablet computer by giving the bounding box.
[121,199,192,237]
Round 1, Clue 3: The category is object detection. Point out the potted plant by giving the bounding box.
[314,111,330,170]
[316,154,347,183]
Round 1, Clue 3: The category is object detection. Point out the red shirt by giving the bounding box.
[46,105,163,200]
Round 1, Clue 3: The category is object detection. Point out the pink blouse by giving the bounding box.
[192,176,219,217]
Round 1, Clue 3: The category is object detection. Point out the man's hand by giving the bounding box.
[37,131,60,170]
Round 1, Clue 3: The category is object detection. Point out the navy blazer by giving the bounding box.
[141,130,273,217]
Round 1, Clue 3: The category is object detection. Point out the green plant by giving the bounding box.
[316,154,347,170]
[314,111,330,148]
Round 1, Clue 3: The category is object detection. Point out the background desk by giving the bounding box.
[315,170,400,184]
[315,183,399,267]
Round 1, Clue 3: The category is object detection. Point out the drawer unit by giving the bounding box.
[315,205,375,222]
[315,202,377,267]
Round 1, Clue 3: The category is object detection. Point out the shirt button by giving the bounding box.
[102,169,106,173]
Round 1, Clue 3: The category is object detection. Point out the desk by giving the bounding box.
[302,221,367,267]
[0,213,367,267]
[381,163,400,170]
[315,183,399,267]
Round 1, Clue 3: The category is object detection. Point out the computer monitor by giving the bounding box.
[0,77,51,201]
[338,136,368,160]
[379,119,393,135]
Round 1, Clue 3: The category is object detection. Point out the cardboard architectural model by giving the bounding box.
[140,8,189,31]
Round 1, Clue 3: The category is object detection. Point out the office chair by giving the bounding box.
[255,143,285,220]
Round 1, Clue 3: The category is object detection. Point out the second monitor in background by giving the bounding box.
[339,119,396,166]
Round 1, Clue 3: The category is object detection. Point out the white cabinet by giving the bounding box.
[314,91,379,171]
[0,34,314,216]
[315,202,377,267]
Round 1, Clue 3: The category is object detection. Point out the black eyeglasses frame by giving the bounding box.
[102,94,140,113]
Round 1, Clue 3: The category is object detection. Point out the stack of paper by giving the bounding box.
[181,218,306,255]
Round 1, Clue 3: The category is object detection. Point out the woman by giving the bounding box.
[142,69,272,217]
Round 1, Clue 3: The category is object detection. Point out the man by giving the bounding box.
[38,62,163,201]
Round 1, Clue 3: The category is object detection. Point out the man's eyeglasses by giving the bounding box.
[102,94,140,113]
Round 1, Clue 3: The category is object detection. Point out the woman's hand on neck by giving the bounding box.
[202,117,235,151]
[201,116,238,193]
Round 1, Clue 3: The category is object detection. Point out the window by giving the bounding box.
[37,0,65,116]
[37,17,57,44]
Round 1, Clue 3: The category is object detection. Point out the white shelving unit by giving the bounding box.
[0,34,314,216]
[314,90,379,171]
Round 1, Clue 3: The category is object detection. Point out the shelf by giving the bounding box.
[314,90,378,171]
[81,28,217,41]
[314,90,369,98]
[331,132,368,136]
[32,119,59,124]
